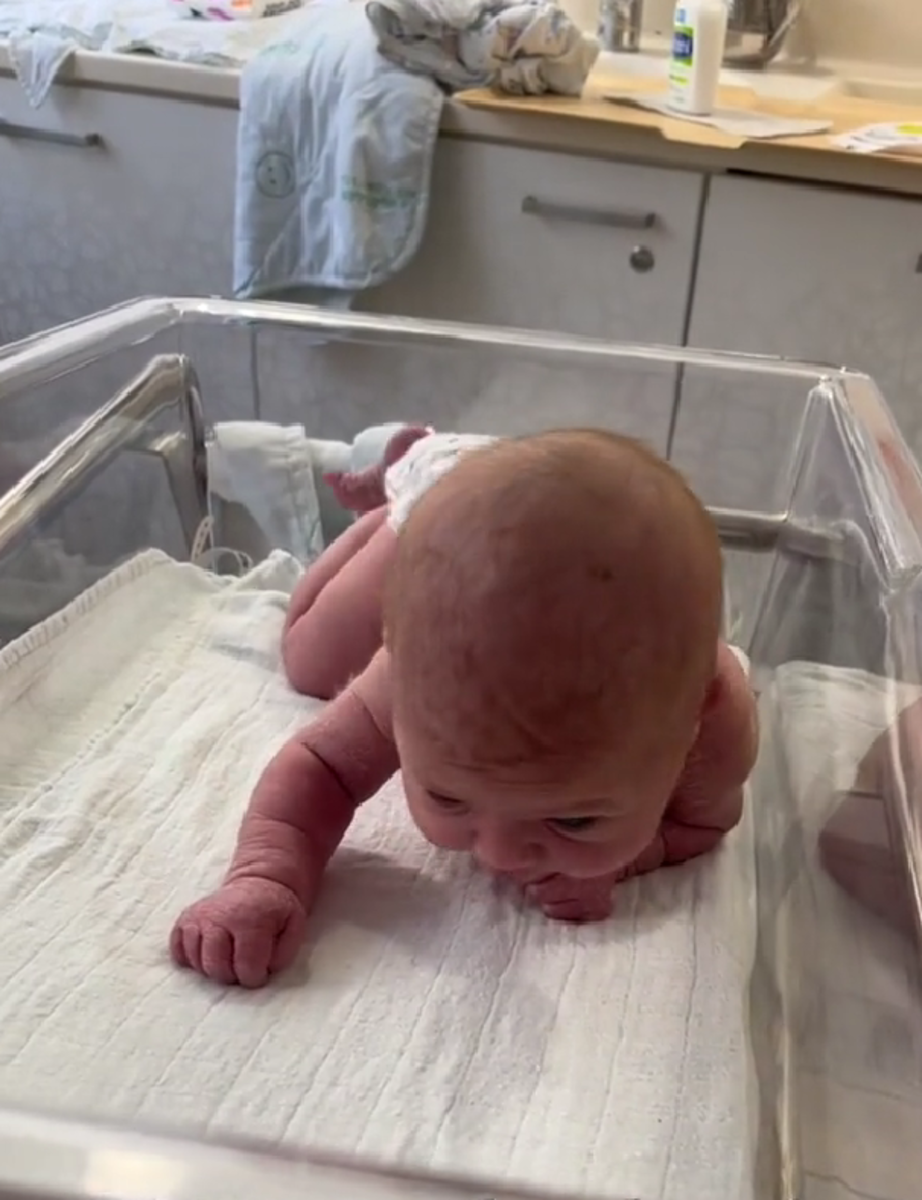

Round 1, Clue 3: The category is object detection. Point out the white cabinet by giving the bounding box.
[367,139,705,343]
[686,174,922,467]
[363,139,706,449]
[0,78,238,344]
[0,79,258,427]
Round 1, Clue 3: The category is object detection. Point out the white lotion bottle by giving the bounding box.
[667,0,729,116]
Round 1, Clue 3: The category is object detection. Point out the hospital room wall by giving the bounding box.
[1,77,921,544]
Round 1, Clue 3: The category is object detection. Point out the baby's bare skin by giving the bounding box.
[172,431,759,988]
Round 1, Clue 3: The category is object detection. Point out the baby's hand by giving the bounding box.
[170,877,307,989]
[524,873,618,923]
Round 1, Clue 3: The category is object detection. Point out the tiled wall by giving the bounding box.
[788,0,922,72]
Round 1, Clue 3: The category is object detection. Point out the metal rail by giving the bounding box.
[0,297,909,570]
[0,1105,618,1200]
[0,296,857,402]
[0,347,852,566]
[0,354,208,559]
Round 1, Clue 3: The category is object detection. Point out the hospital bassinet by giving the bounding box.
[0,297,920,1200]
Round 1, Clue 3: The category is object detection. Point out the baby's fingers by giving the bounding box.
[542,896,613,923]
[170,919,201,971]
[268,908,307,978]
[542,899,594,922]
[199,924,238,986]
[231,927,278,990]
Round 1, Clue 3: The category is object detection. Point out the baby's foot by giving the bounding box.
[325,424,430,514]
[523,872,618,923]
[170,877,307,988]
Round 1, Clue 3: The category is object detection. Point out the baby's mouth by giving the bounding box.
[507,870,557,887]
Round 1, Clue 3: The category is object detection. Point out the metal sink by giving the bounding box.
[836,76,922,108]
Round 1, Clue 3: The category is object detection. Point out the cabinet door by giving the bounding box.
[367,140,705,344]
[684,174,922,488]
[363,140,705,448]
[0,80,257,424]
[0,78,238,343]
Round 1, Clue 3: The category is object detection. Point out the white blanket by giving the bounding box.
[0,550,757,1200]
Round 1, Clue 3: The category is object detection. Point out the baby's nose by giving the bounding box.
[474,821,542,874]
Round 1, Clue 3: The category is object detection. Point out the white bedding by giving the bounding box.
[0,550,758,1200]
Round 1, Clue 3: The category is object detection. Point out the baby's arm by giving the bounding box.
[171,652,397,988]
[630,642,758,875]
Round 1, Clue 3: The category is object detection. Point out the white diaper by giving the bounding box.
[385,432,496,530]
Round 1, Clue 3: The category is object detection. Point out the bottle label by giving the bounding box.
[672,25,694,65]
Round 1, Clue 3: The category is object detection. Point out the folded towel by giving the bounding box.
[233,0,442,302]
[0,549,758,1200]
[207,421,327,564]
[206,419,419,560]
[365,0,598,96]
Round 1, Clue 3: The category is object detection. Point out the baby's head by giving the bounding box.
[384,430,722,882]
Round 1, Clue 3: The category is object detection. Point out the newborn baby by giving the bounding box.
[171,430,758,987]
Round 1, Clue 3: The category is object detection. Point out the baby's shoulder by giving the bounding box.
[690,640,758,785]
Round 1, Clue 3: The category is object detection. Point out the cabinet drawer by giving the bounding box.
[366,139,705,345]
[0,77,237,343]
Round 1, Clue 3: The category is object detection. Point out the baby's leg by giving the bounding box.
[282,507,397,699]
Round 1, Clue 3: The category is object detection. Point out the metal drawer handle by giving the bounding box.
[521,195,657,230]
[0,118,103,148]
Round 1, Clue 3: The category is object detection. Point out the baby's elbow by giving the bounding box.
[661,784,745,867]
[661,807,739,866]
[737,700,760,786]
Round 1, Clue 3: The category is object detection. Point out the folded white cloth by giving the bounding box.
[207,421,326,564]
[365,0,599,96]
[0,550,759,1199]
[0,0,322,103]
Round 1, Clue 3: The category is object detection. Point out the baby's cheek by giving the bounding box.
[552,818,661,878]
[550,839,633,878]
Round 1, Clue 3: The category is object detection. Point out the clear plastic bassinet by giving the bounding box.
[0,297,919,1200]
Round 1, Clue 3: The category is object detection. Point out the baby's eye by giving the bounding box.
[428,792,467,812]
[548,816,598,833]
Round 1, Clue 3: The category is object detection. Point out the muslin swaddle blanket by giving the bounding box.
[0,550,758,1200]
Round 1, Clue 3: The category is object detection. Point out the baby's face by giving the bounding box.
[395,719,678,883]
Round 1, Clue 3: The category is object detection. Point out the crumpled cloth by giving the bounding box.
[365,0,598,96]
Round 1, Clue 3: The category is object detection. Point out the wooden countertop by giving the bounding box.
[450,74,922,197]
